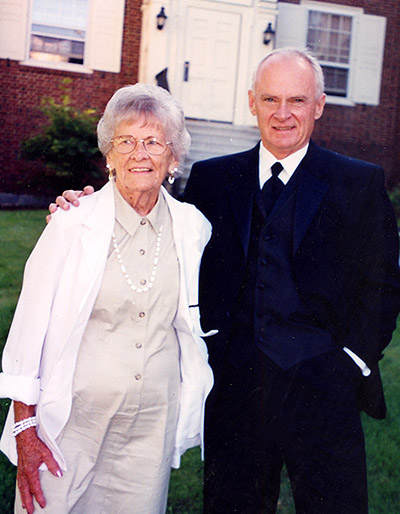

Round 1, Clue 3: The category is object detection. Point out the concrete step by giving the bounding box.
[178,120,260,193]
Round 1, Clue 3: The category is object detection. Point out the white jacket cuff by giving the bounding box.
[0,373,41,404]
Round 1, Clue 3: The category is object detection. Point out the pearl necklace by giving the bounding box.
[111,224,163,294]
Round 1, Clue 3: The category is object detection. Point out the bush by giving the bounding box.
[20,79,106,194]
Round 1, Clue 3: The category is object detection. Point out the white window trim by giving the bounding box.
[303,0,363,17]
[20,59,93,74]
[20,0,92,73]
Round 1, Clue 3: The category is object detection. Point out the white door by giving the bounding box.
[181,7,241,122]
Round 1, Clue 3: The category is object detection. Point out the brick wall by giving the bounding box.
[0,0,142,194]
[280,0,400,186]
[2,0,399,194]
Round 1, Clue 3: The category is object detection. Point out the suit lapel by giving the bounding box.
[224,143,260,255]
[293,143,330,255]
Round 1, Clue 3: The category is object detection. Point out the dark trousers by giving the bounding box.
[203,349,368,514]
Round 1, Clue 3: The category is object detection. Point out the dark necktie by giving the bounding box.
[261,162,284,217]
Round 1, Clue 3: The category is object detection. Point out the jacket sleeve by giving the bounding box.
[341,168,400,365]
[0,213,68,404]
[181,162,217,220]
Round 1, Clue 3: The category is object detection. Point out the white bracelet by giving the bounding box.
[13,416,37,437]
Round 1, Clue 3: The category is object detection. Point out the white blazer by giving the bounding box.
[0,181,215,470]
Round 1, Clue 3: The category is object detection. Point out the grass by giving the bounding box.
[363,328,400,513]
[0,210,399,513]
[0,210,48,512]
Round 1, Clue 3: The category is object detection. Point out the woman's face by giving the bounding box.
[107,117,178,205]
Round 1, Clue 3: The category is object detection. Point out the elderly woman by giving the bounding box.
[0,84,215,514]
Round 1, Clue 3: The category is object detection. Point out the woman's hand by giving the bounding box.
[14,402,62,513]
[46,186,95,223]
[16,428,62,514]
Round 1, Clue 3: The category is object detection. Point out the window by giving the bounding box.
[0,0,126,73]
[276,1,387,106]
[306,10,352,97]
[29,0,88,65]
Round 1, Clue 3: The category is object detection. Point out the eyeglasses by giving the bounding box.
[111,135,173,155]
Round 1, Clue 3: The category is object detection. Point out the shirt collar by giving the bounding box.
[113,180,166,236]
[259,143,309,188]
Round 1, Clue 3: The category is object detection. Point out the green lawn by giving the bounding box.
[0,210,399,513]
[0,210,48,512]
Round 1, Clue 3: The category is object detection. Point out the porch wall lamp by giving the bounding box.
[263,22,275,45]
[156,7,167,30]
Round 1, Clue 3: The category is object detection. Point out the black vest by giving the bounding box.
[229,172,335,369]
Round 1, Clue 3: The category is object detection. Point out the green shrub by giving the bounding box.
[20,79,106,194]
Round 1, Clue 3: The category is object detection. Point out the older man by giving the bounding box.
[182,48,400,513]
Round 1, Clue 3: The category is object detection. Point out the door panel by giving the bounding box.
[182,7,241,122]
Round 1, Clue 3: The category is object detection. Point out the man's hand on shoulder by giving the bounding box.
[46,186,95,223]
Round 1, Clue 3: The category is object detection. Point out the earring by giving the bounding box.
[168,168,178,185]
[106,164,114,181]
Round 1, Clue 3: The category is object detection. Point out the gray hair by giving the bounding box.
[97,83,191,176]
[251,47,325,99]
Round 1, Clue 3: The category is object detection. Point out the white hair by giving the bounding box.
[97,83,191,176]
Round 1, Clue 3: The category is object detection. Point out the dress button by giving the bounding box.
[257,283,265,290]
[140,279,147,286]
[139,312,145,318]
[136,342,142,349]
[140,219,147,226]
[135,374,142,380]
[139,249,145,256]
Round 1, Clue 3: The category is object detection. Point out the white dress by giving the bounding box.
[15,186,181,513]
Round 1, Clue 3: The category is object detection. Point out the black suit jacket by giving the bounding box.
[182,140,400,419]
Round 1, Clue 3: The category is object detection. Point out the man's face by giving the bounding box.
[248,55,326,159]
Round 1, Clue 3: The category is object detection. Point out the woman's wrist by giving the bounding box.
[13,416,37,437]
[13,401,37,436]
[14,400,35,420]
